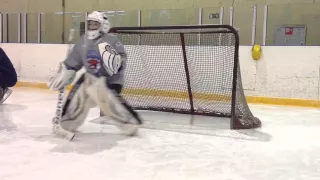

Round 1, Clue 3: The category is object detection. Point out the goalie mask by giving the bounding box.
[86,11,111,39]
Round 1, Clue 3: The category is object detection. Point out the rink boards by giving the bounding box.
[0,43,319,108]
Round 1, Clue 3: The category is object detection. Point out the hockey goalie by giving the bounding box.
[48,11,142,139]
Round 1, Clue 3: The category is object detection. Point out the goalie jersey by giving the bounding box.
[64,34,127,85]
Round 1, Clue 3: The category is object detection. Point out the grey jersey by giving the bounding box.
[64,34,127,85]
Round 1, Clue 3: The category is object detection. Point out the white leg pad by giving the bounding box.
[86,77,139,136]
[59,73,96,132]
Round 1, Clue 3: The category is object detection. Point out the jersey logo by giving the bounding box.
[86,50,101,74]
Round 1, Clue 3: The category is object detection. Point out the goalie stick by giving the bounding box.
[52,27,77,141]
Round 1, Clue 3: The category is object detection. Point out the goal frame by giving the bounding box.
[108,25,247,129]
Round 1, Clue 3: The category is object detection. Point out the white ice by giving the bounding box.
[1,87,320,180]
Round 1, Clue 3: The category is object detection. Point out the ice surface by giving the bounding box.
[0,87,320,180]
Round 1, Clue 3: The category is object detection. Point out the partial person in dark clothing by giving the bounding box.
[0,47,17,103]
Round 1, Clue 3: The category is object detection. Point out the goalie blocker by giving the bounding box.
[60,72,142,136]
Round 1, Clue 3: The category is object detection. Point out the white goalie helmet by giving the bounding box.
[86,11,111,39]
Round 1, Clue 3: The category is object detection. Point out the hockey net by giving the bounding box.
[108,25,261,129]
